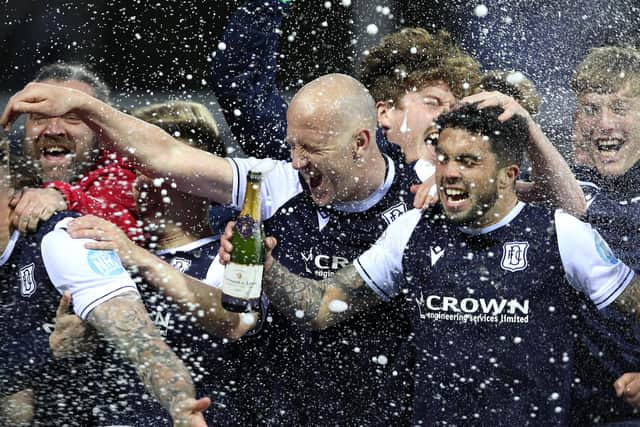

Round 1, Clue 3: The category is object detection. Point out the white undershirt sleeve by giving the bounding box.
[203,255,224,289]
[41,218,139,320]
[354,208,423,302]
[555,210,635,309]
[227,157,303,220]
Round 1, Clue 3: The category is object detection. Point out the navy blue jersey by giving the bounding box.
[357,203,635,425]
[96,236,252,426]
[571,165,640,424]
[238,157,418,425]
[0,211,103,425]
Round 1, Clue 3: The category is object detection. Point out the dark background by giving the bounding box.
[3,0,640,152]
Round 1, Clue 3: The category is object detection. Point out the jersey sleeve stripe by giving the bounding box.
[355,258,391,301]
[228,158,242,207]
[594,268,635,310]
[79,284,139,319]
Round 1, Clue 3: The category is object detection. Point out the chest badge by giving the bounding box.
[501,242,529,272]
[20,263,37,297]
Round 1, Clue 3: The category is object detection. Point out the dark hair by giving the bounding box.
[34,63,111,103]
[434,104,528,167]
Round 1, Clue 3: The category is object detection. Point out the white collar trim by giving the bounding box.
[154,235,219,255]
[460,202,526,235]
[0,230,20,267]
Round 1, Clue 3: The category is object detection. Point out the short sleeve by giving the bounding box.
[203,255,224,288]
[227,157,302,220]
[355,208,423,301]
[555,210,635,309]
[41,218,139,320]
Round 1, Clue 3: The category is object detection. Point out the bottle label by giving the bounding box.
[235,215,257,239]
[222,262,263,299]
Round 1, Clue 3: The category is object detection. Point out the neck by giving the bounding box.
[355,152,387,200]
[475,191,519,229]
[144,202,213,250]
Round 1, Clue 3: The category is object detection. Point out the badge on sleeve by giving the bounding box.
[501,242,529,272]
[87,250,126,276]
[593,230,618,265]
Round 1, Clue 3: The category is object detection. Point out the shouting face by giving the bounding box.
[23,79,100,183]
[574,89,640,177]
[436,127,509,227]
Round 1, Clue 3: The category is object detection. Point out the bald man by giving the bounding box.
[2,73,419,424]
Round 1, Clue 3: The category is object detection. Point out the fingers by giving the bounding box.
[84,241,118,251]
[218,221,236,265]
[68,215,112,232]
[614,373,640,408]
[460,91,529,123]
[56,291,72,319]
[192,397,211,413]
[265,236,277,251]
[411,180,439,210]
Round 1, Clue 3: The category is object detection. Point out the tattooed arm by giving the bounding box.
[613,275,640,318]
[86,292,209,426]
[263,260,383,330]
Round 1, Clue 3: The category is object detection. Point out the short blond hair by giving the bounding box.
[132,101,225,157]
[360,28,481,104]
[572,46,640,96]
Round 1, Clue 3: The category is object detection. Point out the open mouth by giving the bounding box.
[596,138,624,153]
[308,171,323,189]
[444,187,469,203]
[41,145,72,160]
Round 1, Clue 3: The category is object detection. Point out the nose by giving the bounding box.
[597,106,619,133]
[291,148,308,170]
[440,161,463,183]
[42,117,67,137]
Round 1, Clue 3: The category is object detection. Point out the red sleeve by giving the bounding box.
[45,161,144,243]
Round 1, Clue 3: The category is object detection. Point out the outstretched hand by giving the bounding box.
[218,221,277,271]
[410,174,438,209]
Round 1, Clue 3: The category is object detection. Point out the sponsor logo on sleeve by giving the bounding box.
[501,242,529,272]
[87,250,126,276]
[20,263,37,297]
[593,231,619,265]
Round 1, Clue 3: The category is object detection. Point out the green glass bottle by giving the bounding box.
[222,171,266,312]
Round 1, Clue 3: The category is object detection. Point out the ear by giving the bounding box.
[351,128,372,161]
[497,164,519,189]
[376,101,393,128]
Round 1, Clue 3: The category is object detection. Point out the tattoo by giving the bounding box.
[616,275,640,318]
[264,260,328,321]
[87,292,194,415]
[264,260,375,328]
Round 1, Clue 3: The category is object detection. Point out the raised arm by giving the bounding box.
[212,0,290,160]
[1,82,233,204]
[463,91,586,217]
[87,292,209,426]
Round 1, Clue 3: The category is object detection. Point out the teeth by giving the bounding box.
[43,146,69,155]
[445,189,466,196]
[597,139,623,151]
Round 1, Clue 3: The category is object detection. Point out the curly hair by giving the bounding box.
[359,28,481,105]
[572,46,640,96]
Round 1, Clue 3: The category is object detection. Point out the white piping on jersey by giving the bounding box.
[460,201,526,235]
[0,230,20,267]
[332,155,396,213]
[154,235,220,255]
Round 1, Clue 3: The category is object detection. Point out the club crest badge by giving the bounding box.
[501,242,529,272]
[170,257,192,273]
[382,202,407,225]
[20,263,37,297]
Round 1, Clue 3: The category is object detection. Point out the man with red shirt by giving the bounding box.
[10,63,142,242]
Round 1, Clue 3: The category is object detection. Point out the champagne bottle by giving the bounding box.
[222,171,266,312]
